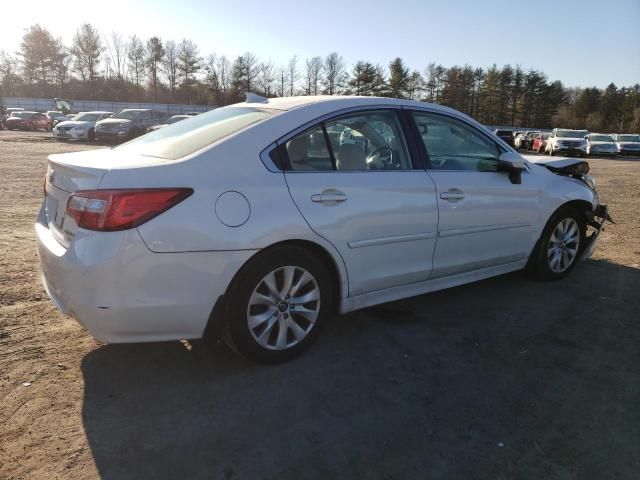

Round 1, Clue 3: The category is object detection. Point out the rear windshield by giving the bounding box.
[116,107,277,160]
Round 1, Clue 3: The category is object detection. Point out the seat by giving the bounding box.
[286,136,314,170]
[336,143,367,171]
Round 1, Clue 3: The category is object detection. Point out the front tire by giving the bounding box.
[530,207,586,280]
[223,246,333,363]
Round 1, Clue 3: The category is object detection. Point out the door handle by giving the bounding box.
[440,189,465,201]
[311,189,347,204]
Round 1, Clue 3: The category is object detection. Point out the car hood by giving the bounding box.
[6,117,30,122]
[588,141,616,146]
[528,157,589,174]
[97,118,132,126]
[55,120,92,128]
[556,137,586,142]
[617,142,640,147]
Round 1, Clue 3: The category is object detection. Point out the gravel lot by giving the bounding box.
[1,130,639,480]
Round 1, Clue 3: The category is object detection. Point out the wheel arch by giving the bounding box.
[527,199,593,268]
[202,238,348,340]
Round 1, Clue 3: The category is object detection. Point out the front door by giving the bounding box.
[409,111,540,278]
[283,109,438,296]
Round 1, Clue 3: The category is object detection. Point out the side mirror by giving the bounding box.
[498,152,526,185]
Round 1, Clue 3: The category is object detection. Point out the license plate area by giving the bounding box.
[45,183,71,239]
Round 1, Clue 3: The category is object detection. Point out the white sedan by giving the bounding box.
[36,95,609,363]
[52,111,113,141]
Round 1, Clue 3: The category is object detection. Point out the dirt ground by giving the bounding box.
[1,130,639,480]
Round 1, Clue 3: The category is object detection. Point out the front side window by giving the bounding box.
[284,110,413,171]
[412,112,500,171]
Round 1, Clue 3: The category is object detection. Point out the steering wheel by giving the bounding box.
[366,146,394,169]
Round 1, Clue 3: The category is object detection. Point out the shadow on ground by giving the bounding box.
[81,259,640,479]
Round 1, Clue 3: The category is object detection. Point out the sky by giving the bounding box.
[1,0,639,88]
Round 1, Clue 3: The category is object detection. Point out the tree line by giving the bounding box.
[1,23,638,132]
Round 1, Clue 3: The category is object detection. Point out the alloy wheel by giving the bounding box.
[246,266,321,350]
[547,218,580,273]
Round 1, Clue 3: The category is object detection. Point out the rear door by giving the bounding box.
[409,110,540,278]
[283,108,438,297]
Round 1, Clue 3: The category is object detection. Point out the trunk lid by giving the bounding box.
[45,151,110,246]
[44,148,178,247]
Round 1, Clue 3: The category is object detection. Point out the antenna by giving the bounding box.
[245,92,268,103]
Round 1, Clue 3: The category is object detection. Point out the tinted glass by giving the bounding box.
[413,112,500,171]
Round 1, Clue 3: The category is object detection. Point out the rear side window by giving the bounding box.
[116,107,276,160]
[285,126,333,171]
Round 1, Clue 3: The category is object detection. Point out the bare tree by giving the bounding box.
[304,56,323,95]
[287,55,299,96]
[105,32,126,80]
[216,55,231,103]
[70,23,103,83]
[0,51,22,95]
[323,52,345,95]
[162,40,179,96]
[277,64,286,97]
[127,35,146,86]
[256,60,276,96]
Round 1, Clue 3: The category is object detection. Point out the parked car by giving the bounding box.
[585,133,618,156]
[494,129,515,147]
[94,109,168,142]
[53,111,113,141]
[513,132,526,148]
[522,131,541,150]
[612,134,640,156]
[5,111,52,131]
[46,111,67,126]
[532,132,550,153]
[36,95,609,363]
[546,128,589,156]
[148,114,191,131]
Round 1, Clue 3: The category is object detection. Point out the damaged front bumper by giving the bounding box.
[581,204,611,260]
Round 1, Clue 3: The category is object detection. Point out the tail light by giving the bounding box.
[66,188,193,231]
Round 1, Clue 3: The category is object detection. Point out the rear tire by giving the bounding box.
[222,246,333,363]
[529,206,586,280]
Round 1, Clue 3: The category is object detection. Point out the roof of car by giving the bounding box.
[242,95,460,115]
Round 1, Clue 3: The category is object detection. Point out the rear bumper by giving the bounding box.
[35,206,255,343]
